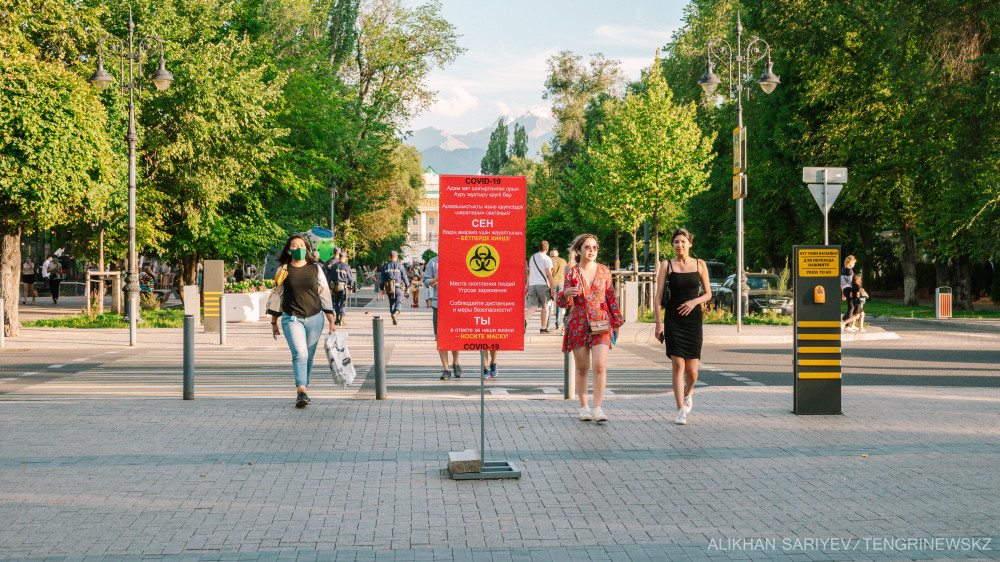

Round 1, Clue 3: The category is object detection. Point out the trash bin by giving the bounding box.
[935,287,952,319]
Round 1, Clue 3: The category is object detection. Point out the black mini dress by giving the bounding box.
[664,266,704,360]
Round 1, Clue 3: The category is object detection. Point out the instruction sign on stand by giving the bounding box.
[439,174,526,480]
[792,245,842,415]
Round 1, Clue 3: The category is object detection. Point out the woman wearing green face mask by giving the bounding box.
[267,234,336,408]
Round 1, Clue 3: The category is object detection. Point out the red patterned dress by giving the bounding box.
[558,264,625,353]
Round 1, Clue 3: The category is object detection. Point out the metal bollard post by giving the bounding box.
[373,316,386,399]
[219,295,227,345]
[183,314,194,399]
[563,351,575,399]
[1,298,5,348]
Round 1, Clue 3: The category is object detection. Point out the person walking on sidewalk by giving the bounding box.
[329,250,354,326]
[424,255,462,380]
[558,234,624,423]
[481,350,499,380]
[267,234,336,409]
[381,251,409,325]
[546,248,567,333]
[45,256,63,304]
[842,273,868,331]
[21,257,37,305]
[841,255,857,324]
[654,228,712,426]
[525,240,556,333]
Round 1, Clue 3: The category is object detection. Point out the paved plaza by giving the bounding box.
[1,295,999,560]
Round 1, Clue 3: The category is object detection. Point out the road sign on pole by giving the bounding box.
[802,167,847,184]
[732,173,746,200]
[807,184,844,213]
[803,167,848,245]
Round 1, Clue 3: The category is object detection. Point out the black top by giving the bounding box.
[840,266,854,288]
[281,263,322,318]
[331,261,355,290]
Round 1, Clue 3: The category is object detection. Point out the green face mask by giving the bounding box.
[290,247,307,261]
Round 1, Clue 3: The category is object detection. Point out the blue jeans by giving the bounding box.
[281,312,325,387]
[548,284,564,328]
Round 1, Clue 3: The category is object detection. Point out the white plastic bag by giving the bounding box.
[324,332,356,387]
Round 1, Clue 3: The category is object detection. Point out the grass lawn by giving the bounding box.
[24,308,186,329]
[858,300,1000,319]
[640,307,792,326]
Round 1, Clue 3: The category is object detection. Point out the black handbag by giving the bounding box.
[659,260,672,309]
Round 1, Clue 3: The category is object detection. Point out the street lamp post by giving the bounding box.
[89,8,173,346]
[698,12,779,332]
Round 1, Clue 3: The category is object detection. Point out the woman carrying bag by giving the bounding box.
[266,234,336,408]
[557,234,624,423]
[654,228,712,426]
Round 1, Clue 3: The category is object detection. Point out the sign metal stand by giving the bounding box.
[439,174,525,480]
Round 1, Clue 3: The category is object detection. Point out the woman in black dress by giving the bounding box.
[654,229,712,425]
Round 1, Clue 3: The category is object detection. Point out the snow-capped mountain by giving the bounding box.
[409,107,556,175]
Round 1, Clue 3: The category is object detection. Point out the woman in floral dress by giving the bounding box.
[557,234,625,422]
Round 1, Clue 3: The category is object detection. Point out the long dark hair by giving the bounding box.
[277,234,317,266]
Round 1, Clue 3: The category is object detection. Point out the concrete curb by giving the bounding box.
[872,316,1000,333]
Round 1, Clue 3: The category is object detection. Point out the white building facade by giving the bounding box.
[403,167,440,263]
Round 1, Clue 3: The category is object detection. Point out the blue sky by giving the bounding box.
[409,0,690,134]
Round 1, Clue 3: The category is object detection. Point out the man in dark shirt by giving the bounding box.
[330,250,355,325]
[381,251,410,325]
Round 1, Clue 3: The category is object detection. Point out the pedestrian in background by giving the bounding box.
[842,273,868,332]
[381,251,409,325]
[558,234,624,423]
[654,228,712,426]
[546,248,567,333]
[21,257,36,305]
[266,234,336,409]
[424,255,461,380]
[45,256,63,304]
[525,240,555,333]
[841,255,857,326]
[330,250,354,326]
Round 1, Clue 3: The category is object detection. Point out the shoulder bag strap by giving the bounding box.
[530,254,545,284]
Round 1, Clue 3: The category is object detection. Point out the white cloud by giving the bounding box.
[428,85,479,118]
[594,24,678,50]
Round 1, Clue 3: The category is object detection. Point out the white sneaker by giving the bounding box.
[683,394,693,413]
[674,409,688,425]
[847,326,859,332]
[579,407,592,421]
[592,407,607,422]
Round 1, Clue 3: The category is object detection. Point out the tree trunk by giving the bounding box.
[859,222,874,287]
[631,230,639,282]
[653,209,661,266]
[935,259,950,291]
[954,255,974,311]
[614,229,620,271]
[899,225,919,306]
[1,227,22,338]
[179,255,198,306]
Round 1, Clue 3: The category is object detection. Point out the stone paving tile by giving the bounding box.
[1,386,999,560]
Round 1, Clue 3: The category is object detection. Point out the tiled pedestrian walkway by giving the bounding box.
[1,385,997,560]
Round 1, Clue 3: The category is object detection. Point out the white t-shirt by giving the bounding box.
[526,252,553,287]
[41,258,51,279]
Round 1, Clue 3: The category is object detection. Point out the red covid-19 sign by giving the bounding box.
[437,175,527,351]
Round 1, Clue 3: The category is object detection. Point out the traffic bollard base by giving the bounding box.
[450,460,521,480]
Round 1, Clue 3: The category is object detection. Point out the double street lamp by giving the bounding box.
[697,12,779,332]
[89,9,173,346]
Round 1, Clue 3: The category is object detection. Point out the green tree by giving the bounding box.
[480,118,509,175]
[511,123,529,159]
[586,56,715,271]
[0,56,116,336]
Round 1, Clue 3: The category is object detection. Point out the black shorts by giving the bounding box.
[22,274,35,284]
